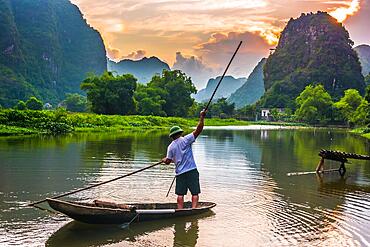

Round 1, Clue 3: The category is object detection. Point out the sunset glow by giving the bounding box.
[71,0,367,87]
[329,0,361,22]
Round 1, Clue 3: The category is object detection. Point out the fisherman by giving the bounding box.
[162,109,207,209]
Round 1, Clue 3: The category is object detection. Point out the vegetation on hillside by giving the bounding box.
[261,12,365,108]
[0,0,106,107]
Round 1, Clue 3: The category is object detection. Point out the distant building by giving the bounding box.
[261,109,270,120]
[261,108,285,121]
[43,103,52,110]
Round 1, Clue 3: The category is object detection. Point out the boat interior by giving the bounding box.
[68,200,215,210]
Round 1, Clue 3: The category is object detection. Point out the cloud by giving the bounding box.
[172,52,217,89]
[106,46,122,60]
[194,31,272,79]
[328,0,361,22]
[121,50,147,60]
[71,0,367,75]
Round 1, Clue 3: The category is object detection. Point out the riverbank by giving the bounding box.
[351,128,370,140]
[0,109,255,136]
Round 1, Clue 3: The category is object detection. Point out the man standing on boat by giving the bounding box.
[162,109,206,209]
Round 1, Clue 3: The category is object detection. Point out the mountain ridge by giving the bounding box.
[0,0,107,106]
[107,56,170,84]
[354,44,370,76]
[228,58,266,108]
[261,11,365,108]
[193,75,246,102]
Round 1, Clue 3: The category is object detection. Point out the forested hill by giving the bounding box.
[228,58,266,108]
[194,76,246,102]
[261,11,365,108]
[107,57,170,84]
[0,0,106,107]
[354,44,370,77]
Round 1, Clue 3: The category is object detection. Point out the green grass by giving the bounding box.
[0,109,318,137]
[0,109,255,136]
[351,127,370,140]
[0,124,38,136]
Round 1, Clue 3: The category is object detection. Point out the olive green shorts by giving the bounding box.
[175,169,200,196]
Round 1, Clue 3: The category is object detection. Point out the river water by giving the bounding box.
[0,126,369,246]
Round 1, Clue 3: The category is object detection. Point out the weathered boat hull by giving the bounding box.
[47,198,216,224]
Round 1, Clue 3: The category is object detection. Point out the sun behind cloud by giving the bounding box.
[329,0,361,23]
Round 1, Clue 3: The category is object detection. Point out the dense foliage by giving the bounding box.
[0,109,250,136]
[262,12,365,108]
[190,98,235,118]
[0,0,106,106]
[334,89,363,123]
[25,96,43,110]
[61,93,88,112]
[81,72,137,115]
[294,84,369,126]
[134,84,167,116]
[136,70,197,117]
[365,74,370,85]
[295,85,333,124]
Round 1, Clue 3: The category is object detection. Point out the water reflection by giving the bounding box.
[173,220,199,247]
[46,213,211,247]
[1,127,370,246]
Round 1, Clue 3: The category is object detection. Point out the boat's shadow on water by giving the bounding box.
[46,211,215,247]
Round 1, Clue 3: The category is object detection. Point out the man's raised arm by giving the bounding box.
[193,109,207,139]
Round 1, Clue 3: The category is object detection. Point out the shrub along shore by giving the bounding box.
[1,109,369,140]
[0,109,253,136]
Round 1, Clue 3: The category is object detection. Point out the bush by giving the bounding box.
[26,97,43,110]
[15,100,27,110]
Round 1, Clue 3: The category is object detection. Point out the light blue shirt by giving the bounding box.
[166,133,197,175]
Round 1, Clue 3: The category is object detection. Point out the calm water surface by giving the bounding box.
[0,126,370,246]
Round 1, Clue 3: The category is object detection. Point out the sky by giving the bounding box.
[71,0,370,88]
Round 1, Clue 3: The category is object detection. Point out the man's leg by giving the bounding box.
[191,195,199,208]
[177,195,184,209]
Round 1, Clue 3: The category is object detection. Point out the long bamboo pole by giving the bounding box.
[165,41,243,197]
[28,161,163,207]
[204,41,242,111]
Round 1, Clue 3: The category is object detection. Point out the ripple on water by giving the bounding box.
[1,129,370,246]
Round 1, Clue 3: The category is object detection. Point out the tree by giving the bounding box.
[26,96,43,110]
[148,70,196,117]
[365,85,370,127]
[208,98,235,118]
[365,84,370,103]
[334,89,363,124]
[15,100,27,110]
[62,93,88,112]
[295,84,333,124]
[365,74,370,85]
[350,99,369,126]
[134,84,166,116]
[81,72,137,115]
[236,104,257,120]
[190,98,235,118]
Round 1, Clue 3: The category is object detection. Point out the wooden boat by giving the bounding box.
[47,198,216,224]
